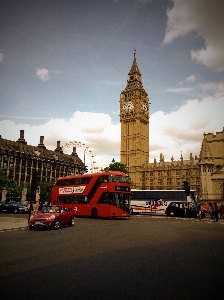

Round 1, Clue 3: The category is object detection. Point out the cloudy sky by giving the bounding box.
[0,0,223,171]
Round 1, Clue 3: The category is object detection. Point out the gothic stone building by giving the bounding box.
[199,129,224,202]
[120,53,224,202]
[142,153,200,194]
[120,52,150,188]
[0,130,85,200]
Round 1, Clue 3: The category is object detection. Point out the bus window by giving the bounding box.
[80,177,92,184]
[106,192,129,209]
[108,175,130,183]
[72,178,80,184]
[98,193,110,204]
[97,176,109,183]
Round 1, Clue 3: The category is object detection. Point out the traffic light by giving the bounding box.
[183,181,190,196]
[31,170,39,190]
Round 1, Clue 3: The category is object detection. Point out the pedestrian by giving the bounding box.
[208,202,214,221]
[193,203,198,219]
[214,202,218,222]
[33,201,39,214]
[218,204,224,218]
[203,202,209,219]
[197,203,202,220]
[184,202,192,219]
[38,201,43,212]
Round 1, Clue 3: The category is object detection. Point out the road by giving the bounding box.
[0,215,224,300]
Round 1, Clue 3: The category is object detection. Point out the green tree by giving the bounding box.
[6,179,23,200]
[39,181,54,204]
[103,161,129,174]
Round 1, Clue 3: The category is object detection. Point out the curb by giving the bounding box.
[0,226,28,232]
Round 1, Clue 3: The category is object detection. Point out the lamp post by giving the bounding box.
[28,169,37,223]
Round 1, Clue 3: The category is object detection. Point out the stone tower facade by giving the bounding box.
[198,128,224,202]
[120,52,150,188]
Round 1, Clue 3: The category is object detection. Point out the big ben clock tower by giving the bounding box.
[120,52,150,189]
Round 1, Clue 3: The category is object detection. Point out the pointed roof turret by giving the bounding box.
[128,50,141,76]
[200,137,212,159]
[122,50,147,94]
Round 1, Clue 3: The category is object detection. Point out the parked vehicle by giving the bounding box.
[0,201,28,214]
[165,201,192,217]
[29,205,75,230]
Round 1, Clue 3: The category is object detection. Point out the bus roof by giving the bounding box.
[56,171,129,180]
[131,189,195,192]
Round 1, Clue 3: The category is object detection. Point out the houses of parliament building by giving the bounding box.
[0,53,223,203]
[120,53,224,203]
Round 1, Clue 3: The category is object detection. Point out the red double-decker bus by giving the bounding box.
[51,171,131,218]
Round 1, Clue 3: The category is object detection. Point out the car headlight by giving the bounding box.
[30,216,34,220]
[49,215,56,220]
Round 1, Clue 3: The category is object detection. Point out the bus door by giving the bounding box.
[97,192,130,217]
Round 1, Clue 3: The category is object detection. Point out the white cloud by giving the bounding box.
[0,112,120,170]
[200,81,224,99]
[163,0,224,72]
[150,97,223,161]
[186,75,196,83]
[0,52,3,63]
[165,87,192,93]
[0,98,223,169]
[36,68,51,82]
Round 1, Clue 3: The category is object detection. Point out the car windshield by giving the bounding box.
[41,206,60,213]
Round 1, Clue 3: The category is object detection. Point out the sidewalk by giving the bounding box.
[0,216,29,231]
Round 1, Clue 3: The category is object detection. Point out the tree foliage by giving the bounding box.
[0,169,23,200]
[39,181,54,203]
[6,180,23,199]
[103,162,128,174]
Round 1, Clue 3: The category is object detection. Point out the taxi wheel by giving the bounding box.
[69,217,75,226]
[53,218,60,229]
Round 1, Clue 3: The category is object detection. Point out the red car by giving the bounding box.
[29,205,75,230]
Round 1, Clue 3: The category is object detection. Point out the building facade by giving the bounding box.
[142,153,200,193]
[120,52,150,188]
[199,129,224,202]
[120,53,220,197]
[0,130,85,200]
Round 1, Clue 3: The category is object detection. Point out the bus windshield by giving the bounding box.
[108,175,130,183]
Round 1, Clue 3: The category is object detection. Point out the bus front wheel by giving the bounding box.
[91,208,98,219]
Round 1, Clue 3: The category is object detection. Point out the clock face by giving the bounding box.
[142,102,148,113]
[123,100,134,113]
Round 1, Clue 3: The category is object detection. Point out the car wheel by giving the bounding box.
[29,226,34,230]
[53,218,60,229]
[14,209,18,214]
[69,217,75,226]
[91,208,98,219]
[169,211,175,217]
